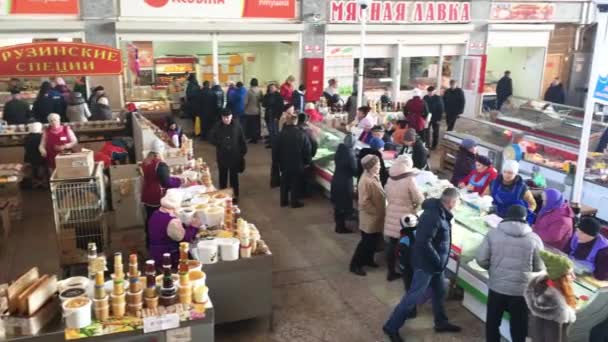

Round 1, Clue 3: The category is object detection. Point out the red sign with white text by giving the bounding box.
[0,42,122,77]
[330,1,471,23]
[304,58,325,102]
[10,0,79,15]
[243,0,295,19]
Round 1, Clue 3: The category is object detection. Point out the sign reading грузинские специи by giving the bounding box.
[329,0,471,23]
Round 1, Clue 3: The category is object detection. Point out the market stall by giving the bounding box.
[416,172,608,342]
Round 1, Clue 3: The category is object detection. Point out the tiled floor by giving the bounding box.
[0,136,486,342]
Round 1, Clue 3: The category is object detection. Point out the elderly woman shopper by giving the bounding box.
[383,155,424,281]
[525,250,577,342]
[141,140,184,247]
[331,135,358,234]
[534,188,574,251]
[39,113,78,170]
[459,155,498,195]
[451,138,477,186]
[350,154,386,276]
[147,191,201,267]
[565,216,608,280]
[66,92,91,122]
[476,205,545,342]
[90,96,113,121]
[485,160,537,223]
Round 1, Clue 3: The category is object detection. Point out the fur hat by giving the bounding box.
[361,154,379,171]
[160,191,182,210]
[540,250,573,280]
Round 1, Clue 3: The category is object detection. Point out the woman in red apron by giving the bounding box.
[40,113,78,169]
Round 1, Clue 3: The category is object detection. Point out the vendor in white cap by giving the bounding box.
[141,139,184,247]
[147,191,201,267]
[39,113,78,170]
[484,160,537,223]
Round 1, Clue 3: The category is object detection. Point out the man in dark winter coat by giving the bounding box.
[450,138,477,186]
[3,89,30,125]
[263,84,284,147]
[443,80,465,131]
[210,84,224,128]
[384,188,462,342]
[400,128,428,170]
[496,71,513,110]
[292,84,306,113]
[544,78,566,104]
[331,134,357,234]
[200,81,214,140]
[209,109,248,200]
[273,113,312,208]
[423,86,444,150]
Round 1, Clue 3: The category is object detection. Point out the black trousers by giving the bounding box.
[350,231,381,268]
[446,114,458,131]
[386,237,399,275]
[334,208,347,230]
[245,115,261,142]
[419,128,430,147]
[219,166,240,198]
[486,290,528,342]
[429,120,441,149]
[280,171,302,207]
[143,204,159,249]
[590,317,608,342]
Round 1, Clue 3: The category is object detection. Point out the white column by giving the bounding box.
[572,4,608,204]
[392,44,402,103]
[212,33,219,85]
[357,8,367,107]
[437,44,445,90]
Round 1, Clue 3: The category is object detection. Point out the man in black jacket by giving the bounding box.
[496,70,513,110]
[3,89,30,125]
[263,83,284,148]
[443,80,465,131]
[423,86,444,150]
[210,84,224,130]
[383,188,462,342]
[199,81,214,140]
[209,109,247,200]
[400,129,428,170]
[273,113,312,208]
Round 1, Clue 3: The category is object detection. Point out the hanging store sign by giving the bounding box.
[490,3,555,21]
[0,42,122,77]
[6,0,79,15]
[121,0,296,19]
[329,1,471,24]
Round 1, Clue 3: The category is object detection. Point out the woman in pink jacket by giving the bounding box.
[383,154,424,282]
[533,188,574,252]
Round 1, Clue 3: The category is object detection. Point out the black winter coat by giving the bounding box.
[200,86,215,118]
[450,146,476,186]
[3,99,30,125]
[211,86,225,114]
[423,94,444,123]
[357,148,388,186]
[496,76,513,104]
[443,88,465,117]
[400,139,428,170]
[273,124,312,174]
[32,95,57,123]
[411,198,453,273]
[24,133,44,166]
[263,92,284,121]
[209,120,247,169]
[330,144,357,211]
[544,84,565,104]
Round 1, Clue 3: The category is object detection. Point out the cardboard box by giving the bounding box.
[54,150,95,179]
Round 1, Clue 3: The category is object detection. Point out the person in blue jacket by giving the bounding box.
[228,81,247,125]
[485,160,537,224]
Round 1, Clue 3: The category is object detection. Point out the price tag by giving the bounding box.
[143,313,180,334]
[166,327,192,342]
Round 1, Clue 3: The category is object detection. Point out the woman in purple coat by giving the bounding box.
[533,188,574,252]
[148,192,201,267]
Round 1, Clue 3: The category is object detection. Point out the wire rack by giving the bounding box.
[51,162,107,266]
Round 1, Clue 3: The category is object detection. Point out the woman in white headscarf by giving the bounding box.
[484,160,537,223]
[39,113,78,170]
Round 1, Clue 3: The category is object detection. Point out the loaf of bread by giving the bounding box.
[17,275,49,315]
[26,275,57,316]
[7,267,39,314]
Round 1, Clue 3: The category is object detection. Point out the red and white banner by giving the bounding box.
[121,0,295,19]
[490,3,555,21]
[330,1,471,24]
[7,0,79,15]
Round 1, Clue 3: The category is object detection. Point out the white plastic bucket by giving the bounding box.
[197,239,218,264]
[218,238,240,261]
[178,207,195,225]
[62,297,92,329]
[202,206,224,227]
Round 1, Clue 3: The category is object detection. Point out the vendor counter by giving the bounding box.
[415,173,608,342]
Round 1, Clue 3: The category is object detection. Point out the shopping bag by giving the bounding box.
[194,116,202,136]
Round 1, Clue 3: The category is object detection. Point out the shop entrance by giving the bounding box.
[485,46,547,99]
[460,56,482,117]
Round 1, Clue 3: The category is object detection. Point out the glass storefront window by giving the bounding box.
[354,58,392,94]
[400,56,460,91]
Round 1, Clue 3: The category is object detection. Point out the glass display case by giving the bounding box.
[311,124,347,191]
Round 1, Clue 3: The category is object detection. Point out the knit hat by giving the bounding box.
[504,205,527,222]
[476,155,492,167]
[160,191,182,210]
[361,154,379,171]
[404,128,417,143]
[28,122,42,134]
[150,139,165,155]
[369,137,385,151]
[579,216,601,237]
[502,160,520,175]
[400,214,418,230]
[539,250,573,281]
[461,138,477,150]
